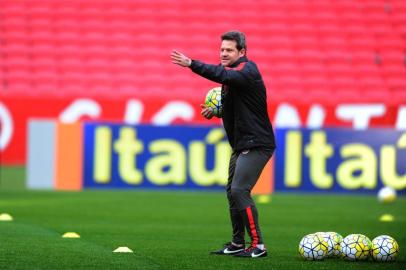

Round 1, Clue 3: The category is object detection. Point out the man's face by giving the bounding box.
[220,40,245,67]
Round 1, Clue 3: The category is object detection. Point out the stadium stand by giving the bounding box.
[0,0,405,103]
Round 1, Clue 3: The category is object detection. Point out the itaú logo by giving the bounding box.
[0,102,13,151]
[87,126,230,187]
[278,130,406,191]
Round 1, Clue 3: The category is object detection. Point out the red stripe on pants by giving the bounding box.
[246,206,259,247]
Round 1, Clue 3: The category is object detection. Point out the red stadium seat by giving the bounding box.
[0,0,403,104]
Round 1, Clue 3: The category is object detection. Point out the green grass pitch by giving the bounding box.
[0,166,405,270]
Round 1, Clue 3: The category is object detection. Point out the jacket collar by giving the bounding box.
[228,56,248,68]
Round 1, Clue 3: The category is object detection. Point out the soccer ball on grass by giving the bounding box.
[312,232,343,258]
[299,234,329,260]
[341,234,372,261]
[371,235,399,262]
[377,186,397,203]
[314,232,336,257]
[325,232,343,257]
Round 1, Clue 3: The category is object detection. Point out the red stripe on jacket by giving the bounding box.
[225,62,246,71]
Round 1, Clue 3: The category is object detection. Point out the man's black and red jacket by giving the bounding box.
[190,56,276,152]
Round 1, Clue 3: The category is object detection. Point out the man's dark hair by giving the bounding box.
[221,31,247,51]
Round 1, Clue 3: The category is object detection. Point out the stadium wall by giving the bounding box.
[1,97,405,165]
[2,0,406,166]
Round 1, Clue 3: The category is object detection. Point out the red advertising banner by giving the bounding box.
[0,96,405,164]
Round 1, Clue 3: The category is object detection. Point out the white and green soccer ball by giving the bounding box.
[204,86,222,117]
[299,234,329,260]
[371,235,399,262]
[324,232,343,257]
[314,232,335,257]
[377,186,397,203]
[341,234,372,261]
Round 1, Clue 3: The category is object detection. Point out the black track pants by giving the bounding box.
[226,147,274,246]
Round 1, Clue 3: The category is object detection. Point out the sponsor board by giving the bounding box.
[27,120,405,194]
[83,123,231,190]
[275,129,406,193]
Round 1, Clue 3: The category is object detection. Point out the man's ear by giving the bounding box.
[239,49,246,57]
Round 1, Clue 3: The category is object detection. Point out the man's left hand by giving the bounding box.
[171,50,192,67]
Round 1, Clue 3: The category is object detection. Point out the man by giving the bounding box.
[170,30,275,258]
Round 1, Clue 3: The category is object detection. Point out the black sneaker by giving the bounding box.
[234,246,267,258]
[210,242,245,255]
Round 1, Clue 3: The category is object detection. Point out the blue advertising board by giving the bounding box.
[274,129,406,194]
[83,123,231,190]
[83,122,405,194]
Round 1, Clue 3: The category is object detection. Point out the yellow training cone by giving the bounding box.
[113,247,133,253]
[379,214,395,222]
[257,195,271,204]
[62,232,81,238]
[0,213,13,221]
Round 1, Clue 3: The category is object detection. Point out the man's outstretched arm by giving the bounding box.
[171,50,216,120]
[170,50,249,86]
